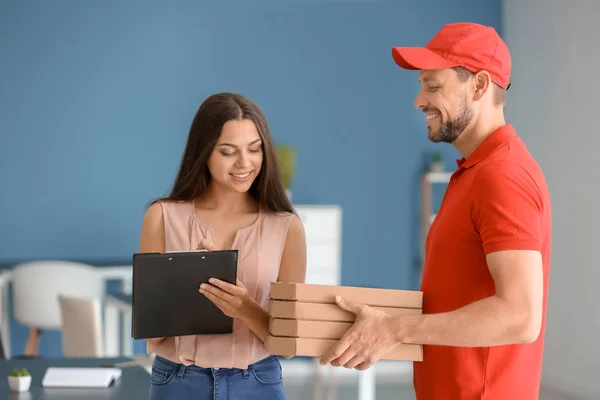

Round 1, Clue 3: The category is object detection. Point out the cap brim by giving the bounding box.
[392,47,459,70]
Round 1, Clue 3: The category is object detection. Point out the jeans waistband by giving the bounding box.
[154,354,279,373]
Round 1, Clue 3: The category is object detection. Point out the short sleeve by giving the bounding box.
[471,161,543,254]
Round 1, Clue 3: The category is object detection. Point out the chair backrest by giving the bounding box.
[58,294,103,357]
[12,261,105,330]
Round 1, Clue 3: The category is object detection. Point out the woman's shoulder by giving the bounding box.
[261,209,297,222]
[151,199,194,214]
[260,209,304,235]
[258,210,306,257]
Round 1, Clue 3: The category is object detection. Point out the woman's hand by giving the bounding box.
[199,278,255,319]
[196,237,256,318]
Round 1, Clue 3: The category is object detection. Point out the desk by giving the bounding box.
[0,357,150,399]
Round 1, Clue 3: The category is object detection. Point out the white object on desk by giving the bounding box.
[42,367,122,388]
[8,375,31,392]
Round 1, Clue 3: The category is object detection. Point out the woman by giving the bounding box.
[139,92,307,399]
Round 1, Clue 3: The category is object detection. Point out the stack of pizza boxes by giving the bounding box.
[264,282,423,361]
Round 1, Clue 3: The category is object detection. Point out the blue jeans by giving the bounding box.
[148,354,286,400]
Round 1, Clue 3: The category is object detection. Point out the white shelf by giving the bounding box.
[294,204,342,287]
[420,171,452,276]
[424,171,452,184]
[429,214,436,224]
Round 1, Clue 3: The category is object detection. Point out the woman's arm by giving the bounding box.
[276,215,307,284]
[138,202,167,346]
[241,215,307,341]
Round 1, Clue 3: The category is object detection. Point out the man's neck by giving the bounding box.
[453,110,506,159]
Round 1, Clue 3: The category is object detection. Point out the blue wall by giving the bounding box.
[0,0,502,357]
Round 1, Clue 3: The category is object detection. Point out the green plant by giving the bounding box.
[10,368,30,377]
[275,144,296,189]
[432,152,443,163]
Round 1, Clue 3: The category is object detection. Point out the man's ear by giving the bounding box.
[473,71,492,102]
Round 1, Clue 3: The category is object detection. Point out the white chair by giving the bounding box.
[11,261,105,357]
[58,295,103,357]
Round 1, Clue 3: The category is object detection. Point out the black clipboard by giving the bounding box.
[131,250,238,339]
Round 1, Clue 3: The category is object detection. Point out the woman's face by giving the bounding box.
[207,119,263,193]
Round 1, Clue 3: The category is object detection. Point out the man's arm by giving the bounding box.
[400,249,543,346]
[320,249,543,369]
[407,160,545,346]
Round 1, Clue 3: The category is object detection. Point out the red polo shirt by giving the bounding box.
[413,125,552,400]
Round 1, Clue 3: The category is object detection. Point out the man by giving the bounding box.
[320,22,552,400]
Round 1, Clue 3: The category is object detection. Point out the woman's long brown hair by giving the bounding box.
[151,92,295,215]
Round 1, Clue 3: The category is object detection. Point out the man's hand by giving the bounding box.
[319,296,400,370]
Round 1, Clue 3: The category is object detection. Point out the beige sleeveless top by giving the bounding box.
[146,200,295,369]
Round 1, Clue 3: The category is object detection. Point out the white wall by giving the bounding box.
[503,1,600,398]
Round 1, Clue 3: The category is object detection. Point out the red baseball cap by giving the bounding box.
[391,22,511,90]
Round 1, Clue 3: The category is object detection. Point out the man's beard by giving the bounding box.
[427,93,473,144]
